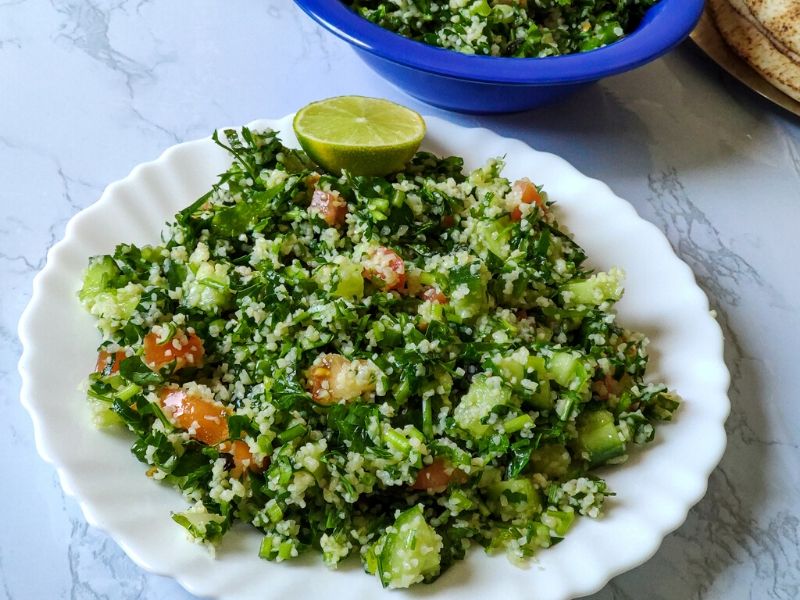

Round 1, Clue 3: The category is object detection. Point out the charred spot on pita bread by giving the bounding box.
[709,0,800,102]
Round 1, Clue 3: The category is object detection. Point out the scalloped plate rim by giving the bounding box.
[18,114,730,600]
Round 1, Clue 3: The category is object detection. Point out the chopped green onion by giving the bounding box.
[278,540,294,561]
[198,277,227,291]
[277,460,293,486]
[278,424,306,444]
[384,428,411,454]
[394,377,412,404]
[266,500,283,523]
[448,489,474,512]
[556,396,576,421]
[257,433,274,455]
[421,396,433,439]
[503,414,533,433]
[156,322,177,345]
[116,382,142,402]
[259,535,275,559]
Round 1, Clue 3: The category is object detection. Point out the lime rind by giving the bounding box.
[293,96,426,176]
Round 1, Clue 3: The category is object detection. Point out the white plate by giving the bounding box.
[18,115,730,600]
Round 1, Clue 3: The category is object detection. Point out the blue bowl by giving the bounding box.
[294,0,705,114]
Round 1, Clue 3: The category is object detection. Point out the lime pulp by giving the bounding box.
[293,96,426,177]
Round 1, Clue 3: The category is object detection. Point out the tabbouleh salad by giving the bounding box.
[81,126,679,589]
[344,0,659,57]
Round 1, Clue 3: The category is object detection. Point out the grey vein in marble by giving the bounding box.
[647,168,776,308]
[51,0,157,94]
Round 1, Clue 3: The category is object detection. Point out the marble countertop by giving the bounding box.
[2,1,799,599]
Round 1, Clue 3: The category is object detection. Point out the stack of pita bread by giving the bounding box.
[708,0,800,102]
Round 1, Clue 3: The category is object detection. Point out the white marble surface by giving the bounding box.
[2,1,799,599]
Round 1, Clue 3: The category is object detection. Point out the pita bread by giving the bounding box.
[744,0,800,58]
[709,0,800,101]
[729,0,800,62]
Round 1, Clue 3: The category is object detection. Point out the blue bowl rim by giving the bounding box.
[293,0,705,85]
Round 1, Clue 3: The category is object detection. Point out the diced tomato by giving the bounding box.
[219,439,267,476]
[593,372,633,401]
[441,215,455,228]
[228,440,254,473]
[309,189,347,227]
[306,173,321,191]
[159,387,229,446]
[307,353,347,405]
[363,246,406,291]
[510,178,545,221]
[306,353,376,405]
[143,328,204,372]
[516,178,544,206]
[421,287,447,305]
[95,349,127,375]
[159,387,266,477]
[411,458,467,492]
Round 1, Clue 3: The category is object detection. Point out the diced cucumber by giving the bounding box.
[447,263,489,321]
[490,346,528,385]
[371,314,403,346]
[484,522,546,555]
[494,354,525,384]
[80,256,142,334]
[526,355,553,410]
[314,259,364,299]
[363,543,379,576]
[373,505,442,589]
[471,0,492,17]
[88,398,124,428]
[453,375,511,438]
[334,259,364,299]
[528,521,553,550]
[643,388,681,421]
[529,443,571,477]
[140,245,164,264]
[548,350,591,392]
[487,478,542,521]
[576,409,626,466]
[417,298,445,326]
[183,261,232,313]
[474,218,512,260]
[492,3,516,22]
[487,349,553,410]
[79,255,119,304]
[542,509,575,536]
[561,268,623,306]
[87,283,143,329]
[172,510,228,544]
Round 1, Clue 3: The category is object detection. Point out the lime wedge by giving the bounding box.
[293,96,426,177]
